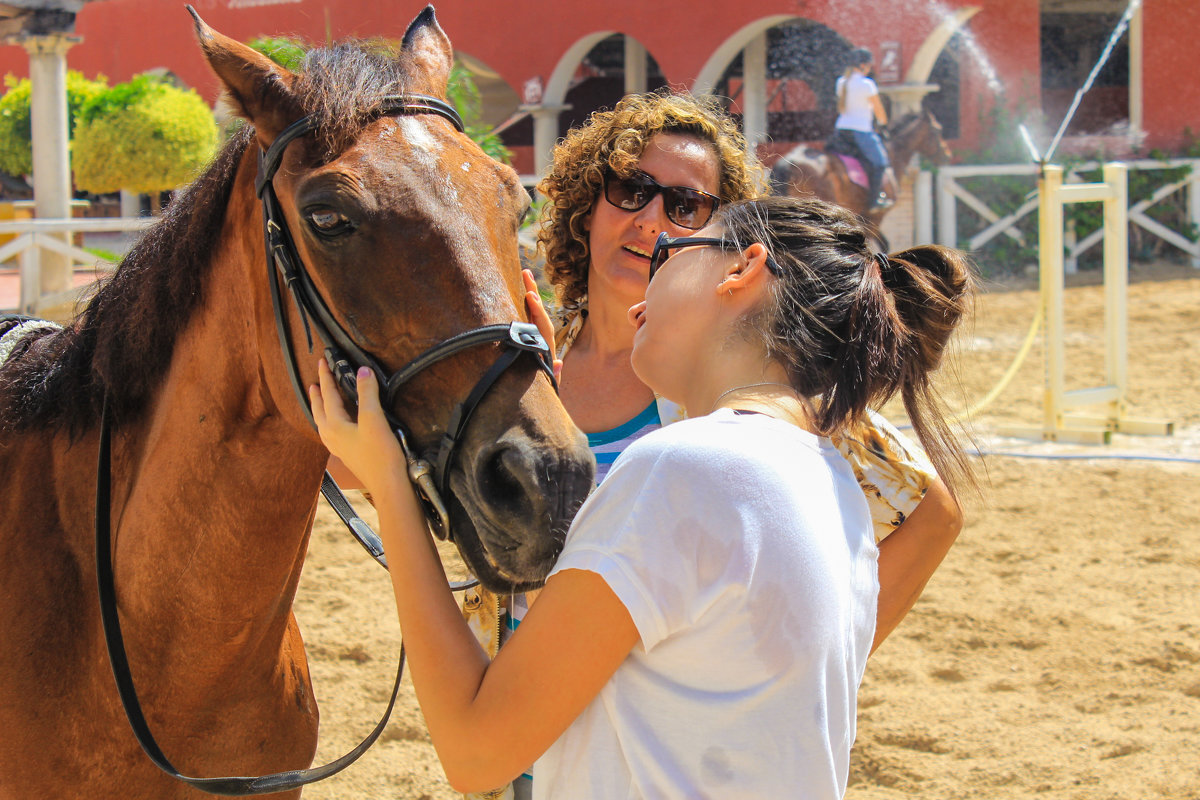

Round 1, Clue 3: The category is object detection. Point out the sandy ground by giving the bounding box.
[293,263,1200,799]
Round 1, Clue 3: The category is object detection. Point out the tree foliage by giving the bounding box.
[247,36,308,72]
[72,75,218,194]
[447,62,512,164]
[0,70,108,177]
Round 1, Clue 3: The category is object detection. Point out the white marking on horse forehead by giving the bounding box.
[397,117,442,164]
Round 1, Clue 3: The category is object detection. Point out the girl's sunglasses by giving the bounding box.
[603,169,721,230]
[649,232,784,282]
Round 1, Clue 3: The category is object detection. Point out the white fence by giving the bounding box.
[0,216,154,316]
[931,158,1200,269]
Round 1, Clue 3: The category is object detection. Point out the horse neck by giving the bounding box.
[889,117,926,174]
[112,146,329,668]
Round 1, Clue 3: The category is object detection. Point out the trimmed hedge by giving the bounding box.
[0,71,108,177]
[72,75,218,194]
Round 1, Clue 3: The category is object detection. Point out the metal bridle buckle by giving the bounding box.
[395,427,452,538]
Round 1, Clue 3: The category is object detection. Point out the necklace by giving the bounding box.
[708,382,796,414]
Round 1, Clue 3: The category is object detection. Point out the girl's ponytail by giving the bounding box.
[879,245,976,497]
[714,196,975,498]
[819,251,905,436]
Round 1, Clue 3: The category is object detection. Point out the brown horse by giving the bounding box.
[0,8,592,799]
[770,108,952,234]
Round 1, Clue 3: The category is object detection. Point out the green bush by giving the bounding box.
[72,74,218,194]
[0,70,108,176]
[248,36,308,72]
[447,62,511,164]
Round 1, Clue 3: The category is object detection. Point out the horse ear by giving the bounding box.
[187,5,300,146]
[401,5,453,97]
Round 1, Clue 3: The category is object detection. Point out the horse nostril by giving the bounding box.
[477,442,539,519]
[473,438,593,536]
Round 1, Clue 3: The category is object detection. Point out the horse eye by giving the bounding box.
[306,207,354,237]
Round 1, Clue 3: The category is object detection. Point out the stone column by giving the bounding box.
[742,32,768,152]
[624,37,647,95]
[18,33,79,306]
[524,104,571,179]
[120,189,142,218]
[878,82,940,119]
[1128,3,1143,144]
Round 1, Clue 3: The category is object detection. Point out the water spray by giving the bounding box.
[1018,123,1043,165]
[1043,0,1143,163]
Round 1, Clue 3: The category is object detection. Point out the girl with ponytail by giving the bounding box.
[309,194,974,799]
[834,46,896,209]
[711,195,974,495]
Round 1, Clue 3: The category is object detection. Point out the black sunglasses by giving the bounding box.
[649,232,783,282]
[603,169,721,230]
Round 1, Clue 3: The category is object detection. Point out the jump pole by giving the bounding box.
[999,162,1174,443]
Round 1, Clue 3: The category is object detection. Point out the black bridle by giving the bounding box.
[257,93,556,539]
[96,94,554,794]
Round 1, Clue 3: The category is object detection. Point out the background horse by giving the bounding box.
[0,8,592,799]
[770,108,952,235]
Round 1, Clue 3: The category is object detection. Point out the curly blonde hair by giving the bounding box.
[536,91,769,313]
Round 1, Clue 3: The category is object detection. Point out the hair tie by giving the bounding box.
[864,250,889,283]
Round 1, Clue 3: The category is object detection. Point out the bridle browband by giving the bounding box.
[257,93,556,539]
[96,94,555,795]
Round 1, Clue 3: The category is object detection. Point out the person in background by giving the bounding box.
[310,193,975,800]
[834,47,896,209]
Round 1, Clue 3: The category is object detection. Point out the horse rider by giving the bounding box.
[831,46,895,210]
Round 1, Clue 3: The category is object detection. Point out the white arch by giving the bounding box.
[532,31,663,177]
[455,51,521,127]
[692,15,795,96]
[905,5,981,84]
[543,30,617,106]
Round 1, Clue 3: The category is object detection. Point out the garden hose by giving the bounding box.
[947,303,1044,423]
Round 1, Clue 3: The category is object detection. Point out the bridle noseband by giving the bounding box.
[257,93,556,540]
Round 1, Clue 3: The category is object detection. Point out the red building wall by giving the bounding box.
[1142,0,1199,152]
[954,0,1041,155]
[0,0,1181,157]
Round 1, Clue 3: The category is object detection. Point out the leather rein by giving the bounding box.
[96,94,554,794]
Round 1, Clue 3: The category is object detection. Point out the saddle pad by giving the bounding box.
[0,318,60,367]
[835,153,870,189]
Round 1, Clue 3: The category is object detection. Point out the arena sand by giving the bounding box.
[293,264,1200,800]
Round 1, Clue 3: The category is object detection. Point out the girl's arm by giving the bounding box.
[873,477,961,652]
[869,93,889,127]
[309,361,637,792]
[832,414,962,653]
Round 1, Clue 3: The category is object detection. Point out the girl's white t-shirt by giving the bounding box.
[835,72,879,133]
[535,409,879,800]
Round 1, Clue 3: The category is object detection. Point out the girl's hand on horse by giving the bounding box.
[310,359,415,507]
[522,269,562,382]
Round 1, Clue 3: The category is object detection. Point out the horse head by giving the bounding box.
[192,8,593,592]
[916,107,953,165]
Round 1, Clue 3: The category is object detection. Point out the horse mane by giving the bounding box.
[0,40,419,436]
[891,112,923,138]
